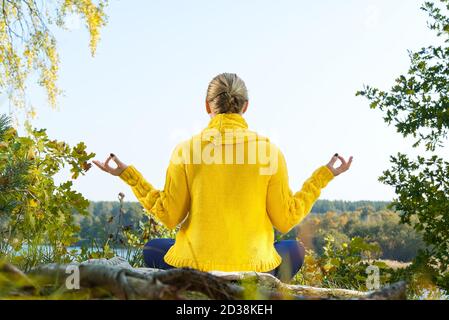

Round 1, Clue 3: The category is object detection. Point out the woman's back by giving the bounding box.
[119,113,335,272]
[166,113,282,271]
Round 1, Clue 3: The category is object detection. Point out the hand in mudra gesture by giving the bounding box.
[326,153,353,177]
[93,153,128,176]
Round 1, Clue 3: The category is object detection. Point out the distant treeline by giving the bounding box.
[76,201,147,245]
[77,200,392,243]
[310,200,390,214]
[77,199,423,262]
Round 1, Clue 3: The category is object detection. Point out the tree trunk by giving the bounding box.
[23,262,407,300]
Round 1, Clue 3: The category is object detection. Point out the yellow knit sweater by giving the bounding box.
[119,113,335,272]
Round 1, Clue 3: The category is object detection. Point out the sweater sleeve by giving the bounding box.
[118,156,190,230]
[266,150,335,234]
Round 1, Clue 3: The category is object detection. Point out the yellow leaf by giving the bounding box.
[29,199,38,207]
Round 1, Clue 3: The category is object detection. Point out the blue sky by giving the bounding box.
[1,0,445,201]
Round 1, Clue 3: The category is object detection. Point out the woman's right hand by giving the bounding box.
[326,153,353,177]
[93,153,128,176]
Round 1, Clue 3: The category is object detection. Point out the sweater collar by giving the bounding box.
[206,113,248,132]
[202,113,255,145]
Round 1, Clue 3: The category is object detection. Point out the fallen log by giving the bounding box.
[209,271,406,300]
[0,260,37,295]
[23,259,407,300]
[29,263,240,300]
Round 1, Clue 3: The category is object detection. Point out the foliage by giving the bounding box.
[76,195,177,267]
[77,201,174,245]
[357,0,449,290]
[358,0,449,151]
[294,235,393,291]
[387,251,448,299]
[282,209,425,262]
[123,215,177,267]
[0,0,108,115]
[294,236,447,299]
[0,114,94,271]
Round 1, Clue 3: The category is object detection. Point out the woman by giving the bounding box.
[93,73,353,282]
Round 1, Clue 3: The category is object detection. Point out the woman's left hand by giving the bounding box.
[326,153,353,177]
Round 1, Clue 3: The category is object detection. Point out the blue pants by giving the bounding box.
[143,238,305,282]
